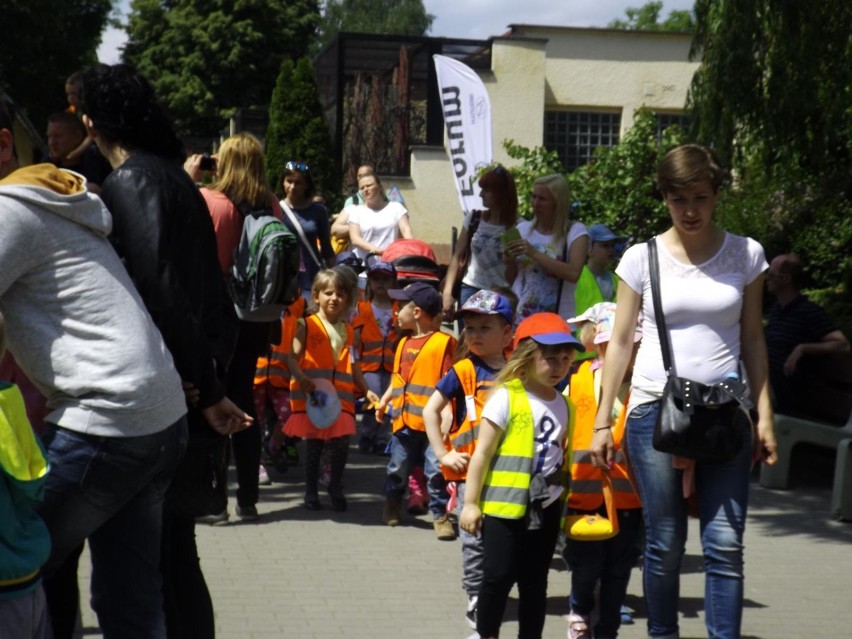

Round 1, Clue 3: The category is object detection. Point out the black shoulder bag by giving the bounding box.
[648,238,751,463]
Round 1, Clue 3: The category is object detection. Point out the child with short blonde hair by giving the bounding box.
[284,269,379,511]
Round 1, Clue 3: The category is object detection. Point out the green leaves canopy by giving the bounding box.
[124,0,320,136]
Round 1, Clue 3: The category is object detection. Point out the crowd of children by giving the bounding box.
[240,204,642,639]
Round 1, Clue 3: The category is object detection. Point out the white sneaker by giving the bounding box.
[465,595,478,629]
[258,464,271,486]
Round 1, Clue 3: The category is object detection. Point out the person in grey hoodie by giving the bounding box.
[0,100,246,637]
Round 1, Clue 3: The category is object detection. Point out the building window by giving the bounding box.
[544,110,622,172]
[655,112,689,140]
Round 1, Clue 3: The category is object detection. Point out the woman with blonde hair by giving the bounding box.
[198,131,283,524]
[505,174,589,322]
[200,132,282,275]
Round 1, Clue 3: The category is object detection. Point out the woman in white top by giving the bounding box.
[441,165,519,320]
[505,174,589,322]
[345,173,413,261]
[590,144,777,639]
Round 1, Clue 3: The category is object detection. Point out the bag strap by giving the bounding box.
[648,238,674,376]
[601,473,620,534]
[281,201,323,270]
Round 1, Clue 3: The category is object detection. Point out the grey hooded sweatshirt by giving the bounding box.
[0,164,186,436]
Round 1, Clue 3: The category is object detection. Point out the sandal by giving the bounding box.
[566,612,592,639]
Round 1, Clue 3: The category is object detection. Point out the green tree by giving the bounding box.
[609,1,695,31]
[505,109,685,242]
[266,57,340,211]
[0,0,113,131]
[123,0,319,136]
[687,0,852,293]
[315,0,433,52]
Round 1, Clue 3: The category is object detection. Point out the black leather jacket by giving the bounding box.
[100,151,236,410]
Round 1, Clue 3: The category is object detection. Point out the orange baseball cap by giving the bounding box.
[514,312,585,351]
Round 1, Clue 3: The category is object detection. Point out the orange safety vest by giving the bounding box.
[254,298,306,388]
[354,300,399,374]
[390,331,455,433]
[567,360,641,511]
[289,314,357,416]
[440,358,497,481]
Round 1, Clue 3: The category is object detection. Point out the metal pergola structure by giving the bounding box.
[314,33,492,183]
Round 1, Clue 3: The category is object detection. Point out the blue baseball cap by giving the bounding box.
[456,290,514,325]
[588,223,623,243]
[388,281,442,317]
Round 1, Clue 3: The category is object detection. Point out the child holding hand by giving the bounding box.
[284,268,379,511]
[424,290,514,630]
[460,312,584,639]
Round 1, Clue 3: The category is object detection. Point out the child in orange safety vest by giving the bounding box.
[562,302,643,639]
[375,282,456,538]
[283,268,380,512]
[351,260,399,454]
[254,297,306,475]
[423,290,514,631]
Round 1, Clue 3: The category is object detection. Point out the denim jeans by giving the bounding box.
[39,418,187,639]
[383,427,447,518]
[625,401,752,639]
[563,507,643,638]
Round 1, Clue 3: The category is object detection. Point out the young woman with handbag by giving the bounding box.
[589,145,777,639]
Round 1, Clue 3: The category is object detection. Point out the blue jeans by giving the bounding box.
[625,402,752,639]
[383,427,447,518]
[39,418,187,639]
[563,507,643,638]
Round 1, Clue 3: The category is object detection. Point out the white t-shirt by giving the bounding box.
[511,220,589,321]
[461,213,510,290]
[617,233,767,407]
[345,201,408,260]
[481,385,569,506]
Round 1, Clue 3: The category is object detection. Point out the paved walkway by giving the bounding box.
[77,445,852,638]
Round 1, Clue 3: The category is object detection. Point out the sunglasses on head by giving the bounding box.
[285,161,310,173]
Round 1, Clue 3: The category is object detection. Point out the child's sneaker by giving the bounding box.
[465,595,478,629]
[382,497,401,526]
[565,612,592,639]
[406,482,427,515]
[620,604,635,625]
[258,464,271,486]
[283,438,300,465]
[433,513,456,540]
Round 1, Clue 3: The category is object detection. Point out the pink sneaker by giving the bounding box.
[407,466,428,514]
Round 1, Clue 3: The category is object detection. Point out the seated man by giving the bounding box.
[765,253,850,414]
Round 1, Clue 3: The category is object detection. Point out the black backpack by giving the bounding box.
[227,202,300,321]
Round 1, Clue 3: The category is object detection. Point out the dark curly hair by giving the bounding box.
[81,64,183,160]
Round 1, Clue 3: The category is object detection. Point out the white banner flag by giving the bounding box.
[433,54,492,216]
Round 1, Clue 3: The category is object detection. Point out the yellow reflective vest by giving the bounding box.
[480,378,575,519]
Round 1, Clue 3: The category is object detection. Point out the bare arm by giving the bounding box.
[590,280,642,468]
[352,361,380,406]
[397,213,414,240]
[459,417,503,534]
[740,274,778,465]
[784,329,851,376]
[424,390,470,474]
[331,210,350,239]
[285,321,315,393]
[441,226,470,317]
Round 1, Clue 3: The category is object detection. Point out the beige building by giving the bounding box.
[396,26,699,261]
